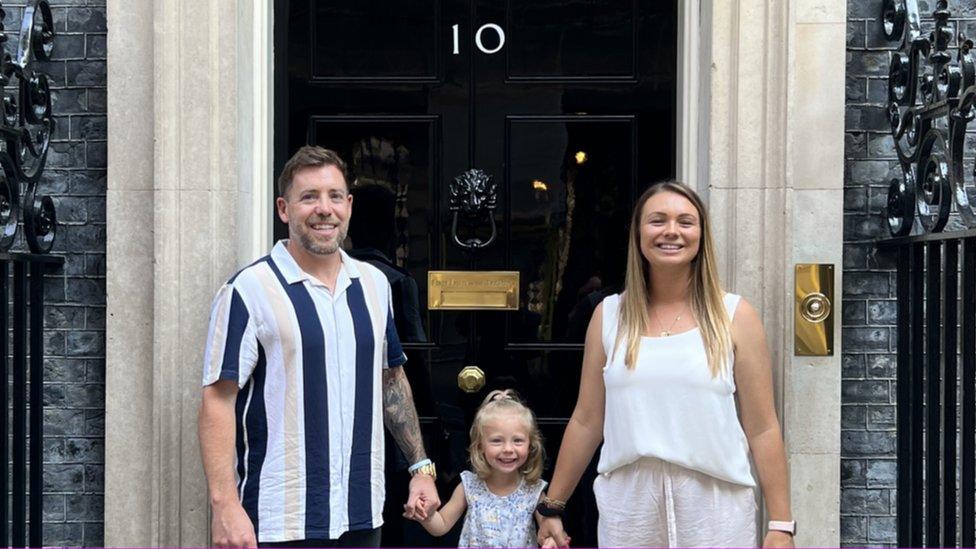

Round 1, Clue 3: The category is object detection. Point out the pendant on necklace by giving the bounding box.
[660,331,670,337]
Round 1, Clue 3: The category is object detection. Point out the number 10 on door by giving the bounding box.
[452,24,506,54]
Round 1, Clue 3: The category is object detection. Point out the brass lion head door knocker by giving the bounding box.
[449,168,498,250]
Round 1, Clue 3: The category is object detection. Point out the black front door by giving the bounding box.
[275,2,676,545]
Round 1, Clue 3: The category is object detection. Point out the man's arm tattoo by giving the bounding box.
[382,367,427,464]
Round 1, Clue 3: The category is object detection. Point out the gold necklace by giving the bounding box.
[653,304,686,337]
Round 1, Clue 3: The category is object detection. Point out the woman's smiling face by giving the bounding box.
[638,190,702,269]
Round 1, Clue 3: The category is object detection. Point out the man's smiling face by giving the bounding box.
[276,164,353,256]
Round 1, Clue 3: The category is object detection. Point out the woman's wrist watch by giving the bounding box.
[535,495,567,518]
[768,520,796,536]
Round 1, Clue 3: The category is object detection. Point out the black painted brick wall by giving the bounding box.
[1,0,106,545]
[845,1,974,546]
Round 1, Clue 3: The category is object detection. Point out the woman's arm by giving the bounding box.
[547,303,607,499]
[416,482,467,537]
[731,298,793,548]
[536,303,608,546]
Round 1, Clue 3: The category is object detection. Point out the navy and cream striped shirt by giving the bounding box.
[202,241,406,542]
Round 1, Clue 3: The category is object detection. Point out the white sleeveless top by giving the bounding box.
[596,293,756,487]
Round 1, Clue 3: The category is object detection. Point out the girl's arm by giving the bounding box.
[731,298,793,549]
[417,482,467,537]
[537,303,607,546]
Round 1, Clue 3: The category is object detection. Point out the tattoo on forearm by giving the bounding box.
[382,367,427,464]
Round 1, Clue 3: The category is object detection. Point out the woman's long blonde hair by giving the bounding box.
[613,182,732,376]
[468,389,545,484]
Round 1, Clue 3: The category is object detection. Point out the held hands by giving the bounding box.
[403,494,432,522]
[540,536,559,548]
[535,514,571,548]
[762,531,795,548]
[403,474,439,521]
[211,500,257,548]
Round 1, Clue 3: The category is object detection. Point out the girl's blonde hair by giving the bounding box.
[614,181,732,376]
[468,389,545,484]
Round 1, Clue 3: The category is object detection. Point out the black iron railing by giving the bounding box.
[880,0,976,238]
[1,253,61,548]
[881,230,975,548]
[880,0,976,546]
[0,0,63,547]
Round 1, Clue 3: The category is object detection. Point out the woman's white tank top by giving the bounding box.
[596,293,756,487]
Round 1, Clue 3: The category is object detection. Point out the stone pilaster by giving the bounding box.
[704,0,845,546]
[105,0,271,545]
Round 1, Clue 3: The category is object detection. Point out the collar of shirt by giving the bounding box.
[271,240,361,295]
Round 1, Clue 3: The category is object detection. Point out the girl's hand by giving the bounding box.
[403,495,430,522]
[406,475,439,521]
[541,536,559,548]
[762,531,794,548]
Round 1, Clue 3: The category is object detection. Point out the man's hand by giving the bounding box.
[404,474,439,521]
[211,500,257,548]
[541,536,559,548]
[536,514,570,548]
[402,496,426,522]
[762,531,794,548]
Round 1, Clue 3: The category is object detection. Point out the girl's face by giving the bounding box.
[638,190,702,269]
[479,413,531,476]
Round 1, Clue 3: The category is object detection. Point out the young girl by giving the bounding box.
[408,390,559,548]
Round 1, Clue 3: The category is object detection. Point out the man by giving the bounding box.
[198,146,439,547]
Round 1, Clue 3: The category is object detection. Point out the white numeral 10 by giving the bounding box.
[452,23,506,55]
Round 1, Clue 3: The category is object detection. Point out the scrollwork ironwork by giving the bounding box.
[882,0,976,236]
[449,168,498,250]
[0,0,56,253]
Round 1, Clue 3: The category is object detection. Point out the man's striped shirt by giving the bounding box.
[202,241,406,542]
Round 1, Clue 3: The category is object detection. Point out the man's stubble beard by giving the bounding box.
[298,224,348,256]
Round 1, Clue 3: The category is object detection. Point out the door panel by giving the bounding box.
[309,0,442,82]
[505,0,639,80]
[276,1,676,545]
[506,116,634,344]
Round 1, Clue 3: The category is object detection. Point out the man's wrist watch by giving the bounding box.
[768,520,796,536]
[408,459,437,481]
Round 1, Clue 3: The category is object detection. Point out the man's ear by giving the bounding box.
[276,196,289,224]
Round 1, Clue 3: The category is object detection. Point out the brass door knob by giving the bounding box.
[457,365,485,393]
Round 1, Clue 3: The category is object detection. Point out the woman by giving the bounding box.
[535,182,793,548]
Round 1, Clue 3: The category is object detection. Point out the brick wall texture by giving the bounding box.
[1,0,107,545]
[845,2,904,546]
[845,0,974,546]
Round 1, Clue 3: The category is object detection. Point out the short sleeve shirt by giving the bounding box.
[202,241,406,542]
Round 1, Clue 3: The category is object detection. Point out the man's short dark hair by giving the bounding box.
[277,146,350,197]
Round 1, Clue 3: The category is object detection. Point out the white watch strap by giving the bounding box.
[407,458,431,473]
[768,520,796,535]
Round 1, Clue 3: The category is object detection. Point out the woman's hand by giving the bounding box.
[536,515,570,548]
[762,531,794,548]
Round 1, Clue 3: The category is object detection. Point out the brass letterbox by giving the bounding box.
[428,271,519,310]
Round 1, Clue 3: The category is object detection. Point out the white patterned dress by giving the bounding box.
[457,470,547,548]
